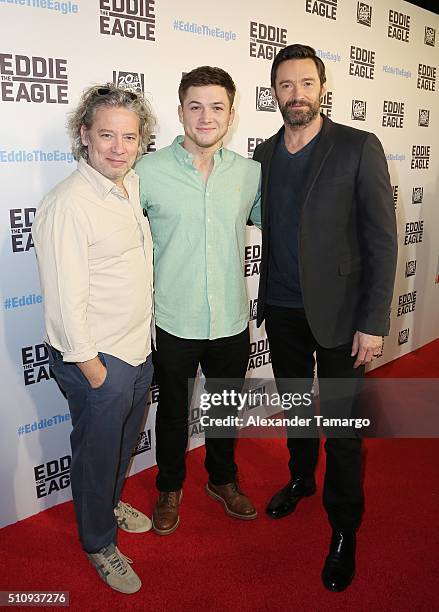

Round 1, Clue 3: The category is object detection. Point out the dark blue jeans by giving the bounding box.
[48,347,153,553]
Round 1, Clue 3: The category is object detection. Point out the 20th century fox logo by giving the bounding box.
[132,429,152,456]
[357,2,372,27]
[113,70,144,93]
[424,27,435,47]
[34,455,71,499]
[100,0,156,41]
[0,54,68,103]
[249,299,258,321]
[249,22,287,60]
[256,87,276,112]
[351,100,366,121]
[10,208,35,253]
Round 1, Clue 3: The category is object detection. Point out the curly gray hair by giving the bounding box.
[67,83,155,161]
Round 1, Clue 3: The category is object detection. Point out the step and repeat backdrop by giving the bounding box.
[1,0,438,528]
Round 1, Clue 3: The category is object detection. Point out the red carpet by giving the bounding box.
[2,339,439,611]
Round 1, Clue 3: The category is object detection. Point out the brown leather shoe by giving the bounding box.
[152,490,183,535]
[206,481,257,520]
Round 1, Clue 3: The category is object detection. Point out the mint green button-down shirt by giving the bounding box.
[136,136,261,340]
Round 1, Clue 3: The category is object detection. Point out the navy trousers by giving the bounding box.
[48,347,153,553]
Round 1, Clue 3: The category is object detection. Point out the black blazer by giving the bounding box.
[253,114,398,348]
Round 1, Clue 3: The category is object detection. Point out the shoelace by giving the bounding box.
[118,502,139,518]
[161,491,179,507]
[104,547,133,576]
[229,482,243,496]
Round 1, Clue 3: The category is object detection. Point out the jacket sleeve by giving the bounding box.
[355,133,398,336]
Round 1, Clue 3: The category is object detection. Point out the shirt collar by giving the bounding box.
[77,157,136,200]
[171,135,225,167]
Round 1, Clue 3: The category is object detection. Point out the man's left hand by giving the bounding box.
[351,331,383,368]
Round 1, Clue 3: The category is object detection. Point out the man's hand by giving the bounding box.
[76,356,107,389]
[351,331,383,369]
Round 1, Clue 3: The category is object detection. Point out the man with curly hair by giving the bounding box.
[33,83,155,594]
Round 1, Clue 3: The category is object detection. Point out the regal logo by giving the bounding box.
[405,260,416,278]
[357,2,372,27]
[349,46,375,79]
[387,10,410,43]
[34,455,71,499]
[112,70,144,93]
[417,64,436,92]
[411,145,430,170]
[244,244,261,277]
[412,187,423,205]
[249,21,287,60]
[382,101,404,128]
[351,99,366,121]
[404,220,424,245]
[424,27,435,47]
[418,109,429,127]
[100,0,156,41]
[0,54,68,103]
[320,91,333,117]
[9,208,35,253]
[22,343,54,386]
[398,329,409,345]
[247,137,266,158]
[392,185,398,209]
[132,429,152,455]
[256,87,277,112]
[248,337,271,371]
[305,0,337,20]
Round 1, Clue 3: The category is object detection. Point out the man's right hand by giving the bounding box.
[76,356,107,389]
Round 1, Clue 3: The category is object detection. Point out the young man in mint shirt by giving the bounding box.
[136,66,261,534]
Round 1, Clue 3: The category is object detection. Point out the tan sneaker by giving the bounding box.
[87,543,141,594]
[114,501,152,533]
[152,490,183,535]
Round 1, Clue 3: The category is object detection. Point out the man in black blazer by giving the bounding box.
[252,44,397,591]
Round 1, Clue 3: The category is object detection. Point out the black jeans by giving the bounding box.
[153,326,250,492]
[47,347,153,553]
[265,305,364,531]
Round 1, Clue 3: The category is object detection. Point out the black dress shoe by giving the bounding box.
[322,530,356,592]
[266,477,316,519]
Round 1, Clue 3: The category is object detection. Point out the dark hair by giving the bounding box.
[271,44,326,87]
[67,82,155,161]
[178,66,236,107]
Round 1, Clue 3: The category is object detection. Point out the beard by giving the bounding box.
[279,97,320,128]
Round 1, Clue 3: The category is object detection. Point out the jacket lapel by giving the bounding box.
[261,127,282,226]
[300,114,335,211]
